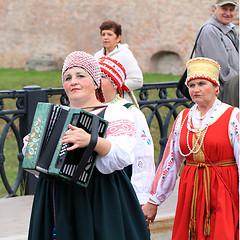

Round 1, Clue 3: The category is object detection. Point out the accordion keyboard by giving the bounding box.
[58,111,107,185]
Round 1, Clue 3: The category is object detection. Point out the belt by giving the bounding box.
[186,159,236,240]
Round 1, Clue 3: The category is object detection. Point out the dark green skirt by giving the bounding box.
[28,168,150,240]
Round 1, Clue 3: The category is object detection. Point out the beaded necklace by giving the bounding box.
[178,100,220,157]
[110,94,121,104]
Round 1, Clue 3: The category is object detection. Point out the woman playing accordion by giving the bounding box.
[23,51,150,240]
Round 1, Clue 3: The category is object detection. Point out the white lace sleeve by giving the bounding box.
[129,108,155,205]
[95,104,137,174]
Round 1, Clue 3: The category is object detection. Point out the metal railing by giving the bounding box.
[0,82,192,198]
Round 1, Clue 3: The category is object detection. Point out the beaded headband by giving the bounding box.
[62,51,101,89]
[186,57,220,87]
[98,56,130,94]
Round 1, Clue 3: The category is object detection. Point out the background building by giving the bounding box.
[0,0,239,74]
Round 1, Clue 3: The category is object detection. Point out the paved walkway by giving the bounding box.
[0,196,33,240]
[0,180,179,240]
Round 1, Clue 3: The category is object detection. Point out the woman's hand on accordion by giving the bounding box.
[62,124,91,151]
[61,124,111,156]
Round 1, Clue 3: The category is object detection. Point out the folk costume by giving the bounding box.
[24,51,150,240]
[99,56,155,205]
[149,58,240,240]
[94,43,143,105]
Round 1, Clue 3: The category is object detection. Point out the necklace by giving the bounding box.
[186,100,220,133]
[110,94,121,104]
[178,113,208,157]
[178,100,220,157]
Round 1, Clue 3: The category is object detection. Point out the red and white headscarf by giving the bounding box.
[98,56,130,94]
[62,51,101,88]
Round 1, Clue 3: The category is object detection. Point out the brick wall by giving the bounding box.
[0,0,238,74]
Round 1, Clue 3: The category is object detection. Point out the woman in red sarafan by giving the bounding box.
[142,57,239,240]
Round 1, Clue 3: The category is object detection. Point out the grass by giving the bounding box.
[0,68,62,90]
[0,69,179,90]
[0,68,180,198]
[143,73,181,83]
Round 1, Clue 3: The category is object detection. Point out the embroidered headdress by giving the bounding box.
[98,56,130,94]
[186,57,221,87]
[62,51,105,102]
[62,51,101,88]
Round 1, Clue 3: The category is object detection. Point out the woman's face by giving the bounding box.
[100,73,117,103]
[188,79,218,106]
[63,67,97,106]
[101,29,121,53]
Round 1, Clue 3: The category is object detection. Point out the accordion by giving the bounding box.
[22,102,108,187]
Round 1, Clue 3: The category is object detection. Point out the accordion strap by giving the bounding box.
[70,114,99,184]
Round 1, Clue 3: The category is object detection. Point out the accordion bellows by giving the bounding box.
[22,102,108,187]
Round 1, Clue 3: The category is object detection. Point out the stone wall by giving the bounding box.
[0,0,238,74]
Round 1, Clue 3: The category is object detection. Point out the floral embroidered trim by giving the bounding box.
[234,112,240,141]
[106,119,136,137]
[140,130,152,145]
[161,154,174,181]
